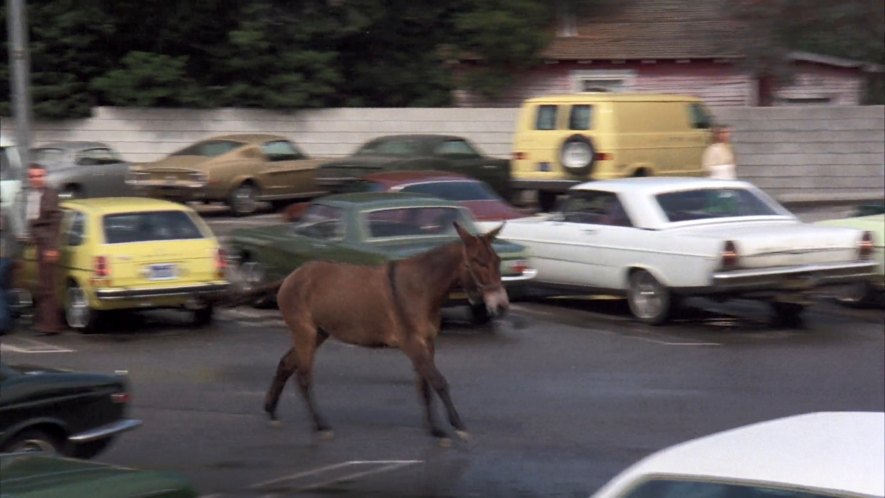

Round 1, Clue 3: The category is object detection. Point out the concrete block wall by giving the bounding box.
[2,105,882,204]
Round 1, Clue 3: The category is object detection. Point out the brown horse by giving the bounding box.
[264,221,508,441]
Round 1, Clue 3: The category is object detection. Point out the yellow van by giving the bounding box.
[511,94,714,210]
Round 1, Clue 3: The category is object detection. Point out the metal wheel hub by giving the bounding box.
[233,185,257,214]
[630,273,664,319]
[65,286,91,329]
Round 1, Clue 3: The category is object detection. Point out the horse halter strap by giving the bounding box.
[461,244,498,293]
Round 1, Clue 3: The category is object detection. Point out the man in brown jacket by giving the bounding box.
[26,163,64,334]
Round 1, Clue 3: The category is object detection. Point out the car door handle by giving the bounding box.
[582,228,598,235]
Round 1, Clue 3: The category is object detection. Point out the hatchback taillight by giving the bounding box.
[721,240,739,269]
[513,151,527,160]
[215,248,227,278]
[859,231,874,259]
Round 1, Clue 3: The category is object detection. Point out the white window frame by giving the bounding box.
[571,69,637,93]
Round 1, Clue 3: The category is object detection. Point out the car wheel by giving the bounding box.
[71,438,113,459]
[229,182,259,217]
[469,302,492,326]
[770,301,806,325]
[558,134,596,176]
[193,304,214,326]
[4,429,63,455]
[65,283,100,333]
[627,270,672,325]
[537,191,559,212]
[241,260,276,308]
[836,281,878,308]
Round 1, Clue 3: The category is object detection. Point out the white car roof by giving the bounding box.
[572,176,752,194]
[592,412,885,498]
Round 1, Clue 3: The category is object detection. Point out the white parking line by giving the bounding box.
[0,337,74,353]
[249,459,422,495]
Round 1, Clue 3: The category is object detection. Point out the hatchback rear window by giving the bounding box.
[103,211,204,243]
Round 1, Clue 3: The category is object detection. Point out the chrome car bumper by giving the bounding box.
[315,175,358,189]
[95,283,230,301]
[70,418,143,443]
[502,268,539,284]
[711,260,878,293]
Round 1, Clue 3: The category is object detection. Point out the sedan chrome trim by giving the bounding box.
[95,283,229,301]
[502,268,538,283]
[711,260,878,291]
[69,418,143,442]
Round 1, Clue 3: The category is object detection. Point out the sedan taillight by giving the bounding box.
[721,240,739,269]
[859,231,874,259]
[111,392,130,404]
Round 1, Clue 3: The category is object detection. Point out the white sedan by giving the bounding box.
[590,412,884,498]
[499,177,878,324]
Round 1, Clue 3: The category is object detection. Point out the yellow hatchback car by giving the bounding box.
[16,198,229,332]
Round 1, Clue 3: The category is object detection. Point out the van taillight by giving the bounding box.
[94,256,110,277]
[721,241,739,268]
[596,152,612,161]
[859,231,874,258]
[215,248,227,278]
[513,151,527,160]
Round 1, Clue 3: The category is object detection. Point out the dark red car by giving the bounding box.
[354,170,526,224]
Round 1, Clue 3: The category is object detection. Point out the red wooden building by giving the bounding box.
[453,1,882,107]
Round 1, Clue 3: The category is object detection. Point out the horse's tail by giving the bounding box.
[212,279,286,308]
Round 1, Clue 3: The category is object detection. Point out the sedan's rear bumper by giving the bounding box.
[70,418,143,443]
[129,182,207,201]
[710,260,878,293]
[95,283,230,301]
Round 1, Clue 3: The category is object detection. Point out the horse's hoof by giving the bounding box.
[269,419,282,428]
[455,430,471,441]
[317,429,334,441]
[436,437,452,448]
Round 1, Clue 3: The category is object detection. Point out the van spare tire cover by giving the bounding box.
[559,135,596,175]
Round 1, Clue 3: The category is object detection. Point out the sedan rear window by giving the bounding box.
[173,140,242,157]
[103,211,204,243]
[401,181,499,201]
[656,188,780,222]
[365,207,467,238]
[622,479,842,498]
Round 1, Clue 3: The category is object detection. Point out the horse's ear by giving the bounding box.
[453,221,475,243]
[483,222,505,241]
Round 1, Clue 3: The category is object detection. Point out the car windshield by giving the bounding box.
[354,139,424,157]
[76,148,123,165]
[364,207,468,238]
[103,211,205,243]
[401,181,500,201]
[656,188,781,222]
[0,147,15,180]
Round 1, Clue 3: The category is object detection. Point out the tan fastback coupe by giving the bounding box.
[127,134,327,216]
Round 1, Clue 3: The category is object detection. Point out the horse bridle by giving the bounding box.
[461,243,501,294]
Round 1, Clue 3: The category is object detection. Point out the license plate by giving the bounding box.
[782,274,817,290]
[149,264,177,280]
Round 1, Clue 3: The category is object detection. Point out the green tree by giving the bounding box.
[90,51,206,107]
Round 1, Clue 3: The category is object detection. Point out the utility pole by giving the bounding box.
[6,0,32,231]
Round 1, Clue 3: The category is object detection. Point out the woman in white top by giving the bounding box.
[702,125,736,180]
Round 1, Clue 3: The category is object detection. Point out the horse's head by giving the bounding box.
[453,221,509,318]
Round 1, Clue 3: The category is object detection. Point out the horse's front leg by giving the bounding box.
[265,347,298,424]
[292,332,332,437]
[416,375,448,440]
[405,339,468,441]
